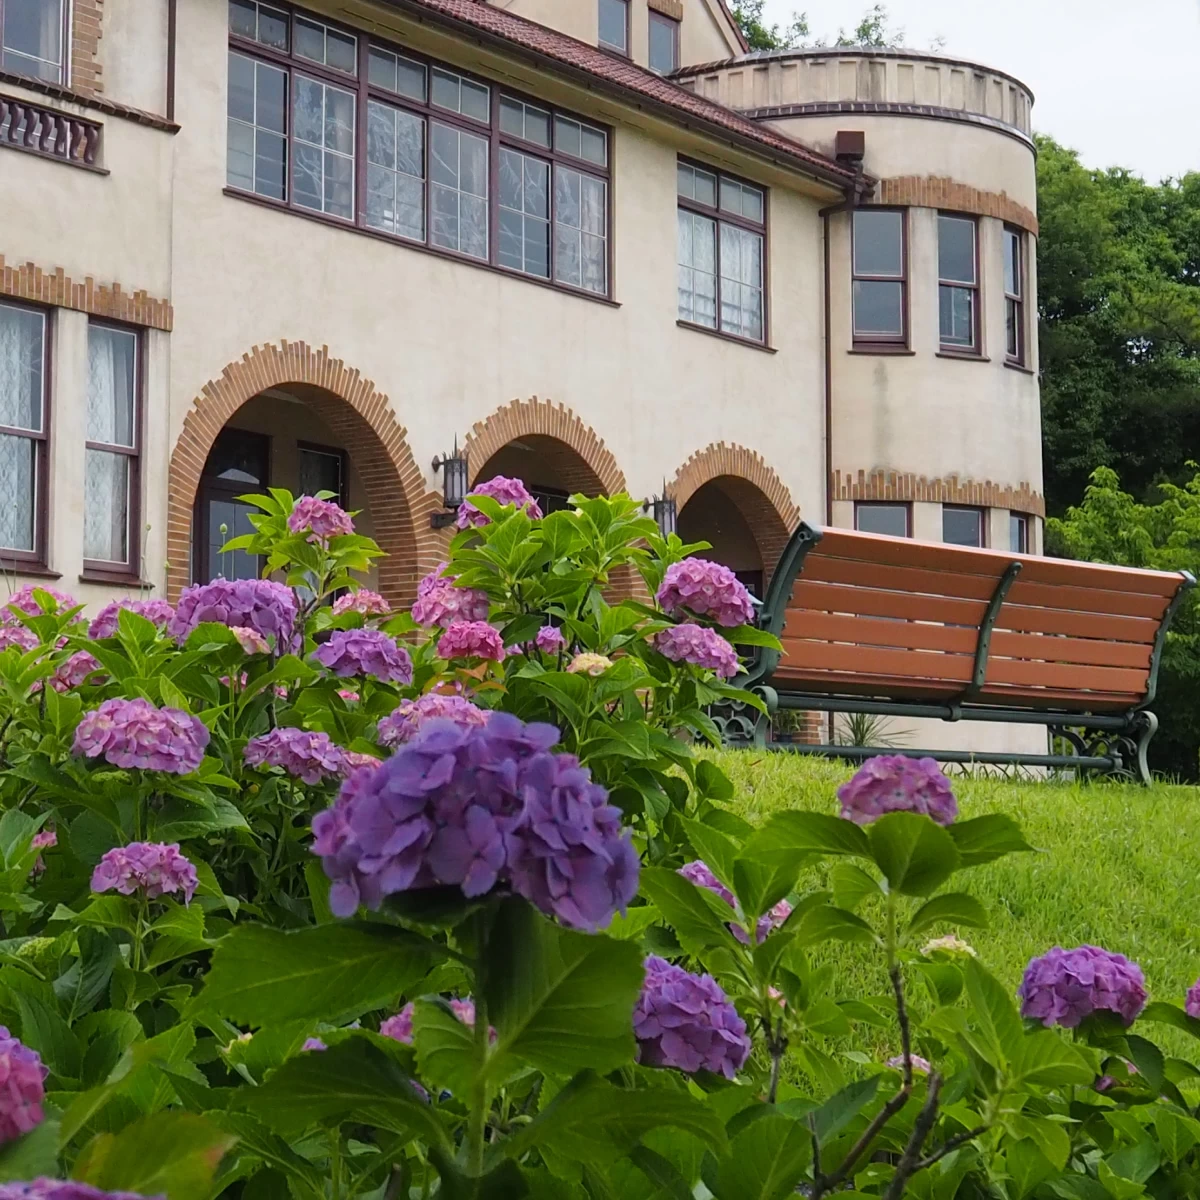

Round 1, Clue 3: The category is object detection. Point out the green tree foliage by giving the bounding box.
[1048,467,1200,779]
[730,2,903,51]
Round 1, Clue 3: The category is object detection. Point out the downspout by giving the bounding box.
[166,0,177,122]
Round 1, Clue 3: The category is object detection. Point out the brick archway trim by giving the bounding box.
[669,442,801,528]
[166,341,434,605]
[462,397,627,497]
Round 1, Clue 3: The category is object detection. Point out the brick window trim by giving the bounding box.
[648,0,684,19]
[0,255,173,331]
[831,468,1045,518]
[70,0,104,96]
[0,68,178,131]
[873,176,1038,237]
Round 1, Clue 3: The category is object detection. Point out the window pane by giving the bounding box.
[430,122,489,259]
[84,450,130,564]
[1006,298,1021,359]
[299,447,343,499]
[3,0,63,79]
[229,0,256,39]
[939,284,975,347]
[368,46,426,100]
[0,303,44,433]
[431,67,489,121]
[853,210,902,277]
[229,0,287,49]
[366,102,425,240]
[853,279,903,338]
[677,209,716,327]
[87,326,137,447]
[719,224,763,340]
[1004,229,1021,297]
[228,54,286,199]
[579,123,607,166]
[648,13,677,73]
[0,433,34,552]
[938,215,976,284]
[677,162,716,207]
[499,149,550,278]
[500,96,551,147]
[1010,513,1028,554]
[720,177,763,224]
[598,0,627,50]
[255,60,285,132]
[856,504,908,537]
[292,76,355,218]
[554,166,607,293]
[943,507,983,547]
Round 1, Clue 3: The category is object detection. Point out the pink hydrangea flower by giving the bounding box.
[411,565,489,628]
[656,559,754,627]
[0,1026,46,1143]
[2,585,77,622]
[377,693,488,748]
[170,579,298,650]
[73,698,210,774]
[91,842,198,904]
[437,621,505,662]
[654,624,739,679]
[31,830,56,852]
[340,751,381,775]
[244,728,346,785]
[231,626,269,655]
[332,589,391,618]
[88,597,175,640]
[337,689,360,703]
[47,651,104,692]
[678,861,791,944]
[837,756,958,826]
[312,629,413,684]
[380,998,490,1043]
[456,476,543,529]
[302,1037,327,1052]
[1187,979,1200,1020]
[288,496,354,542]
[887,1054,932,1074]
[0,625,38,652]
[534,626,567,655]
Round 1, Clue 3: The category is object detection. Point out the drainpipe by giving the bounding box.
[166,0,177,121]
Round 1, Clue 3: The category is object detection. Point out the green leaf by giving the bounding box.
[793,904,880,947]
[1009,1029,1095,1087]
[1154,1107,1200,1165]
[1139,1001,1200,1040]
[428,1153,530,1200]
[1007,1138,1058,1200]
[413,998,477,1096]
[745,812,870,862]
[638,867,740,954]
[146,904,208,968]
[627,1146,693,1200]
[681,819,739,892]
[1096,1160,1146,1200]
[484,898,642,1082]
[204,1112,325,1200]
[963,958,1024,1067]
[809,1075,881,1146]
[722,624,782,649]
[734,854,806,922]
[868,812,960,897]
[239,1035,448,1149]
[710,1111,812,1200]
[907,892,988,938]
[694,760,734,802]
[1122,1034,1165,1090]
[948,814,1035,866]
[192,922,442,1024]
[1106,1138,1160,1185]
[72,1111,236,1200]
[4,973,82,1081]
[54,928,119,1023]
[829,862,880,912]
[0,1119,60,1181]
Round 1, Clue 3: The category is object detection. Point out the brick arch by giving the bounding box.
[166,341,435,606]
[462,397,627,497]
[669,443,801,587]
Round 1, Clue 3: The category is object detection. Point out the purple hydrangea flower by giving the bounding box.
[677,861,790,945]
[437,621,505,662]
[0,1026,46,1143]
[48,651,104,691]
[886,1054,932,1074]
[2,585,78,622]
[73,698,210,774]
[656,560,754,627]
[837,756,958,826]
[377,694,488,749]
[170,579,298,650]
[0,625,38,652]
[288,496,354,542]
[332,589,391,618]
[302,1037,327,1052]
[244,728,346,785]
[654,624,740,679]
[380,998,481,1045]
[1018,946,1147,1029]
[633,956,751,1079]
[341,751,381,776]
[411,565,490,628]
[88,597,175,640]
[31,830,56,852]
[1187,979,1200,1019]
[312,629,413,684]
[312,713,637,927]
[0,1184,159,1200]
[456,476,543,529]
[534,625,567,655]
[91,842,198,904]
[507,748,640,932]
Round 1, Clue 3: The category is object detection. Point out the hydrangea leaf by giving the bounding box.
[708,1110,813,1200]
[807,1075,882,1147]
[828,862,881,914]
[907,892,989,938]
[947,814,1036,867]
[413,998,477,1097]
[964,958,1025,1068]
[1005,1138,1057,1200]
[0,1118,60,1181]
[482,898,642,1082]
[867,812,960,897]
[744,811,871,863]
[203,1112,325,1200]
[638,867,741,955]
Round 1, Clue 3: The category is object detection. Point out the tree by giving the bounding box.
[730,2,904,52]
[835,3,902,47]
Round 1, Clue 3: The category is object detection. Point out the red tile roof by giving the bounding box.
[378,0,862,189]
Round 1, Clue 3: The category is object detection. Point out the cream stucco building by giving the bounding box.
[0,0,1043,748]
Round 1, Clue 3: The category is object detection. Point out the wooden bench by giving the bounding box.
[719,523,1195,782]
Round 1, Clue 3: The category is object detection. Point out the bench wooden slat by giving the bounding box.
[992,605,1161,644]
[983,657,1148,694]
[800,554,1002,602]
[778,639,974,683]
[989,630,1152,670]
[1005,579,1171,621]
[784,610,979,654]
[791,581,988,627]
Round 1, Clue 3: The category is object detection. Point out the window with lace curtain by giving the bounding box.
[1,0,68,84]
[84,324,140,572]
[0,301,47,563]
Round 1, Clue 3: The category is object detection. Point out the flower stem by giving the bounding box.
[466,915,491,1177]
[131,894,148,975]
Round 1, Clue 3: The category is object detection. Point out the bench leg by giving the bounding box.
[711,688,773,749]
[1131,711,1158,786]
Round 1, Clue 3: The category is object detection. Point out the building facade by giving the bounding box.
[0,0,1042,747]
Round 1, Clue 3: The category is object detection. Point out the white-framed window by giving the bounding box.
[648,10,679,73]
[598,0,629,53]
[1,0,68,83]
[852,209,906,346]
[938,214,979,352]
[1004,226,1026,364]
[0,301,47,562]
[855,502,910,538]
[943,505,985,548]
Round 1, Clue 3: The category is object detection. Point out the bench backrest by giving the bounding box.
[750,524,1194,713]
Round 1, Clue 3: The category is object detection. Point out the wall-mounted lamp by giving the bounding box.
[431,441,469,529]
[643,487,677,538]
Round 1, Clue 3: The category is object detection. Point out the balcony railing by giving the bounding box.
[0,92,102,168]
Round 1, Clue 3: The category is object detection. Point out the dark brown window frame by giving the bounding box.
[854,501,912,538]
[937,211,981,356]
[192,427,272,586]
[82,319,144,579]
[0,298,51,571]
[226,0,614,303]
[1003,224,1025,366]
[597,0,631,56]
[676,156,770,348]
[297,438,349,506]
[1009,510,1029,554]
[851,207,908,351]
[648,9,680,74]
[943,503,987,549]
[0,0,71,87]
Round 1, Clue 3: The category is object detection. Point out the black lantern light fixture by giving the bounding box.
[431,440,469,528]
[644,484,677,538]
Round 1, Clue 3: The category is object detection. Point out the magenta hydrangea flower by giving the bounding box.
[836,756,958,826]
[1019,946,1147,1029]
[0,625,38,652]
[380,998,481,1045]
[2,585,77,622]
[170,579,298,650]
[654,624,739,679]
[886,1054,932,1074]
[48,651,104,691]
[1187,979,1200,1019]
[312,713,638,928]
[411,565,489,628]
[312,629,413,684]
[535,626,567,655]
[677,861,790,944]
[288,496,354,542]
[377,694,488,748]
[456,476,543,529]
[244,728,345,785]
[91,842,198,904]
[656,559,754,627]
[437,621,505,662]
[0,1184,158,1200]
[332,589,391,618]
[633,956,751,1079]
[31,830,56,852]
[88,597,175,640]
[73,698,209,774]
[0,1026,46,1143]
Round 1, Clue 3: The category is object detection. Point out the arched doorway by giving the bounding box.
[167,343,428,605]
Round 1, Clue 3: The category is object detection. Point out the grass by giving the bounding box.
[706,748,1200,1057]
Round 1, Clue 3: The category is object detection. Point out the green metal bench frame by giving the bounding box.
[717,523,1196,784]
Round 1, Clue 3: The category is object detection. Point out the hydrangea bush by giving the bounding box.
[0,486,1199,1199]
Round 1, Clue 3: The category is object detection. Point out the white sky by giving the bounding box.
[758,0,1200,182]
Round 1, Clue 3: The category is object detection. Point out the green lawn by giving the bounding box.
[707,748,1200,1053]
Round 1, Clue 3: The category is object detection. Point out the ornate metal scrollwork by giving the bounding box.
[710,687,775,749]
[1054,712,1158,784]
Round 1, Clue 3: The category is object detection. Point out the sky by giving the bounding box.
[758,0,1200,182]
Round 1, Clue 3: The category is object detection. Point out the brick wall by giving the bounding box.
[873,176,1038,236]
[0,255,171,330]
[71,0,104,96]
[831,468,1045,517]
